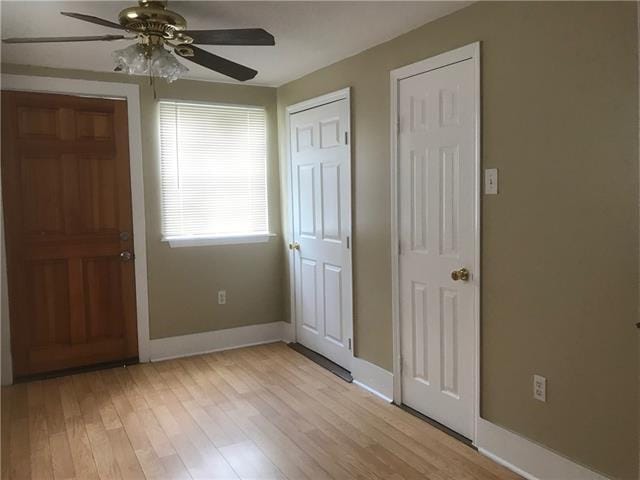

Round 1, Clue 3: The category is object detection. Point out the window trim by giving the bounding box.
[158,98,265,110]
[163,233,276,248]
[157,98,272,246]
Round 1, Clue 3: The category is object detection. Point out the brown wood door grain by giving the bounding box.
[1,90,138,377]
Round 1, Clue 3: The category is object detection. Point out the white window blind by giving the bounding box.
[159,101,268,241]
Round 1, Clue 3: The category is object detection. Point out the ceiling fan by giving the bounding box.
[2,0,275,82]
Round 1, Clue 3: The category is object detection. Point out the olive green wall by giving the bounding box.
[276,2,638,479]
[1,63,284,339]
[2,2,639,477]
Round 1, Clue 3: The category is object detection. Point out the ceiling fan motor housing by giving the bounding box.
[118,0,188,40]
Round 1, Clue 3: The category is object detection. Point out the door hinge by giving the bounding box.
[348,338,352,351]
[398,242,401,256]
[346,236,350,249]
[345,131,349,144]
[397,117,401,134]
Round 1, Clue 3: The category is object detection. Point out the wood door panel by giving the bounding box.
[28,338,127,372]
[23,242,120,260]
[26,260,71,347]
[2,90,138,377]
[75,111,115,140]
[78,155,119,233]
[84,257,125,340]
[20,154,66,234]
[17,106,59,138]
[16,140,115,156]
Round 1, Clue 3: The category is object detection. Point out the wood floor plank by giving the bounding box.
[218,440,285,480]
[62,414,100,480]
[183,350,325,480]
[48,432,74,480]
[106,427,146,480]
[42,380,66,437]
[143,368,238,480]
[159,454,191,480]
[133,447,168,480]
[2,388,12,480]
[320,386,497,480]
[224,408,327,480]
[84,421,123,480]
[113,367,149,412]
[8,384,31,480]
[2,342,520,480]
[71,374,123,480]
[27,382,54,480]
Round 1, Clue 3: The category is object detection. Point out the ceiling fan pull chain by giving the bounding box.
[149,70,158,100]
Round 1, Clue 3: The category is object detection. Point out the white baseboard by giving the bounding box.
[351,356,393,402]
[149,321,288,362]
[476,418,608,480]
[281,320,295,343]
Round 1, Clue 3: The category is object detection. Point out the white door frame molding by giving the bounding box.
[0,74,151,384]
[285,87,354,368]
[389,42,481,440]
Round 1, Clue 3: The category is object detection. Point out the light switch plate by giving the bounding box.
[484,168,498,195]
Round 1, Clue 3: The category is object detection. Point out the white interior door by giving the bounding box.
[289,98,352,370]
[398,58,477,438]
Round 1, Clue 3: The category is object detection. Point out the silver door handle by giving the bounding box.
[120,251,133,261]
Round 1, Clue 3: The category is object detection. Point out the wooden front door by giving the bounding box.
[1,90,138,377]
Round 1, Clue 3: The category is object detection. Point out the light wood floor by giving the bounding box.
[1,342,520,480]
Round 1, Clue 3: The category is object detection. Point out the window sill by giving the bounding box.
[163,233,276,248]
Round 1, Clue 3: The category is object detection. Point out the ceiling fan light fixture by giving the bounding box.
[112,43,188,83]
[150,46,188,82]
[113,43,145,74]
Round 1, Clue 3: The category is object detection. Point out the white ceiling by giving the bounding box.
[0,1,470,86]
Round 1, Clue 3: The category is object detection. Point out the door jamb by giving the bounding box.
[285,87,354,370]
[0,74,151,384]
[389,42,481,442]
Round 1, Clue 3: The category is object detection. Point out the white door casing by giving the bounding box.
[288,92,353,370]
[392,44,480,440]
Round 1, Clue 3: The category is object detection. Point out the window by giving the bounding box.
[159,101,269,246]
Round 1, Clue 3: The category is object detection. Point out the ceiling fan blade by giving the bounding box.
[3,34,128,44]
[184,28,275,46]
[60,12,124,30]
[175,45,258,81]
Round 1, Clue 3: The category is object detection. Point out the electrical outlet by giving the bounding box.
[533,374,546,402]
[218,290,226,305]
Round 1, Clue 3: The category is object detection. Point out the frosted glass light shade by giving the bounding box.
[113,44,188,83]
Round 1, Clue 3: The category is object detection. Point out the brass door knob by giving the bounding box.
[451,268,469,282]
[288,242,300,251]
